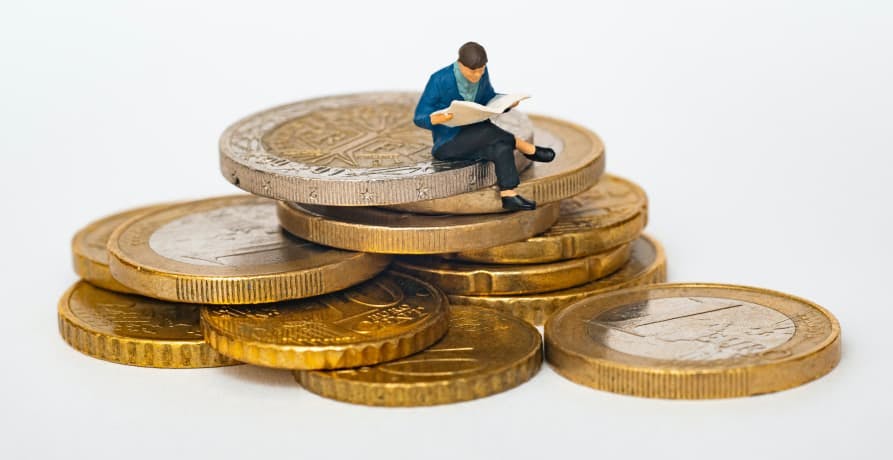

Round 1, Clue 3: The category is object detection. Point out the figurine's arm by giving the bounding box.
[414,76,441,130]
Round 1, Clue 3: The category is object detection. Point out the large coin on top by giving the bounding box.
[277,201,560,254]
[200,272,449,370]
[545,283,841,399]
[107,195,391,304]
[296,304,542,406]
[447,174,648,264]
[219,92,532,206]
[386,115,605,214]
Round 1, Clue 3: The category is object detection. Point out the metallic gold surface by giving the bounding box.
[71,203,168,293]
[448,235,667,325]
[391,243,631,295]
[544,283,841,399]
[58,281,238,368]
[276,200,560,254]
[219,92,532,206]
[386,115,606,214]
[447,174,648,264]
[296,304,542,406]
[107,195,391,304]
[200,272,449,370]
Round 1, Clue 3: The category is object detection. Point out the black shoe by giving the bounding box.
[523,146,555,163]
[501,194,537,211]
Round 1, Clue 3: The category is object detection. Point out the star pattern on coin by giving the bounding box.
[360,189,375,202]
[417,186,430,199]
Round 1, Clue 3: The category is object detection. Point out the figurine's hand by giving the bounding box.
[430,112,454,125]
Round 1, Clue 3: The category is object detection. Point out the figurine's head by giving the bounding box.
[457,42,487,83]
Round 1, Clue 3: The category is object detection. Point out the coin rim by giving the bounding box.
[294,305,543,406]
[543,282,842,399]
[198,272,451,370]
[57,281,239,368]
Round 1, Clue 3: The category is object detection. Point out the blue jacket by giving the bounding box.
[413,63,497,152]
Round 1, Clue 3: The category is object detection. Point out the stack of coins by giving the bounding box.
[60,91,840,403]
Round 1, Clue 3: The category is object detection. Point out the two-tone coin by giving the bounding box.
[200,272,449,370]
[448,235,667,325]
[277,201,560,254]
[391,243,631,295]
[107,195,391,304]
[219,92,532,206]
[296,304,542,406]
[545,283,841,399]
[447,174,648,264]
[58,281,238,368]
[71,203,169,293]
[386,115,606,214]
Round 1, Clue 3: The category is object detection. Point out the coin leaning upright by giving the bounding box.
[296,304,542,406]
[277,201,560,254]
[107,195,392,304]
[219,92,532,206]
[386,114,606,215]
[71,203,169,294]
[447,174,648,264]
[545,283,841,399]
[58,281,238,368]
[200,272,450,370]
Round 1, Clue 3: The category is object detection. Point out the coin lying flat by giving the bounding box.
[71,203,168,293]
[447,174,648,264]
[391,243,631,295]
[200,272,449,370]
[545,283,841,399]
[58,281,238,368]
[296,304,542,406]
[219,92,532,206]
[277,201,560,254]
[386,115,606,215]
[107,195,391,304]
[448,235,666,325]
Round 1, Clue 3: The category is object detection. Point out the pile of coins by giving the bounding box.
[60,92,841,404]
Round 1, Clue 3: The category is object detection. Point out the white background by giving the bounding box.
[1,1,891,458]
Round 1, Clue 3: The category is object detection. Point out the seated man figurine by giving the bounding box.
[413,41,555,211]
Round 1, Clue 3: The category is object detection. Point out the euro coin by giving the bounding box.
[545,283,841,399]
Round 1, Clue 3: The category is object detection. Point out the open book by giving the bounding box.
[433,93,530,127]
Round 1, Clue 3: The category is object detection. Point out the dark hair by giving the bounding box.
[458,42,488,69]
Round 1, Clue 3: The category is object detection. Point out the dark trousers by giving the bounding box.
[433,121,520,190]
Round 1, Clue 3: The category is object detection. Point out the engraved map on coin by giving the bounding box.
[148,203,323,267]
[588,296,796,361]
[202,274,441,346]
[69,283,203,340]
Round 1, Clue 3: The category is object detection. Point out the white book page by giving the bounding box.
[433,93,530,127]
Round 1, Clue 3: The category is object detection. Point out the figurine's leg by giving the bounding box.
[515,137,556,163]
[515,138,536,155]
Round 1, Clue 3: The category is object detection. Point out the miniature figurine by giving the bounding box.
[414,41,555,211]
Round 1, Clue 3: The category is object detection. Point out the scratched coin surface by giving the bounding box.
[545,283,841,399]
[277,200,560,254]
[107,195,391,304]
[447,174,648,264]
[392,242,631,295]
[58,281,238,368]
[449,235,666,325]
[200,272,449,370]
[71,203,169,293]
[296,304,542,406]
[386,115,606,214]
[219,92,533,206]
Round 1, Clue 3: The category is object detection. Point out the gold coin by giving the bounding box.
[219,92,533,206]
[545,283,841,399]
[448,235,666,325]
[276,201,560,254]
[107,195,391,304]
[296,304,542,406]
[447,174,648,264]
[71,203,170,293]
[58,281,238,368]
[385,114,606,215]
[200,272,449,370]
[391,243,631,295]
